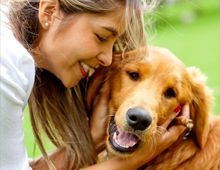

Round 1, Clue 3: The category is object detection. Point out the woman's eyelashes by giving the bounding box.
[95,33,108,42]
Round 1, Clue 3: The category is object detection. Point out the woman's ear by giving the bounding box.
[38,0,60,29]
[187,67,213,148]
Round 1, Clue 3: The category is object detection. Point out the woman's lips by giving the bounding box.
[79,61,96,77]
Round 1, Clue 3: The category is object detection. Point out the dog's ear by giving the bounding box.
[187,67,213,148]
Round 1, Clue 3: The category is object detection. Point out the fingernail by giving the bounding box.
[174,105,181,114]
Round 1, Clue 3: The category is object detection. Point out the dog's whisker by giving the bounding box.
[145,135,157,155]
[85,46,219,168]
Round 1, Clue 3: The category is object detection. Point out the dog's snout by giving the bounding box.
[126,107,152,131]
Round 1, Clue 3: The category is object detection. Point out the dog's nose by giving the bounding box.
[126,107,152,131]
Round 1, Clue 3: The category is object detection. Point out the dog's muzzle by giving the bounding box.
[109,117,140,153]
[126,107,152,131]
[108,107,152,153]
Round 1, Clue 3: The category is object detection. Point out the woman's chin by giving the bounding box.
[62,77,80,88]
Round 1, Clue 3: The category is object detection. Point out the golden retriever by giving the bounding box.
[87,46,220,170]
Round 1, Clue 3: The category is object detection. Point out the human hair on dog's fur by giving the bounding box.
[87,46,220,169]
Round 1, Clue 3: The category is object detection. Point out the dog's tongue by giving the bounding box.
[113,128,139,148]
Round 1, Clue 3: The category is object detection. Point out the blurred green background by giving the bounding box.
[147,0,219,113]
[23,0,220,158]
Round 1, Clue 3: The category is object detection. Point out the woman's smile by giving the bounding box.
[79,61,96,78]
[37,10,124,87]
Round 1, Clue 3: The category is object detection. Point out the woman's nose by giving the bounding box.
[97,48,113,66]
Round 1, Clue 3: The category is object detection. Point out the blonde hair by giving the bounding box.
[8,0,157,169]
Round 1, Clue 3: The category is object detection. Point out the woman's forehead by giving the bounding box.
[94,10,126,34]
[60,8,126,36]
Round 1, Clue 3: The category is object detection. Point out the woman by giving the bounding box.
[0,0,189,169]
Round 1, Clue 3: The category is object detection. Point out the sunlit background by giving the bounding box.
[23,0,220,158]
[147,0,220,113]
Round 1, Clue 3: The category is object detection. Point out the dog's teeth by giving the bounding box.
[114,133,126,148]
[113,132,123,147]
[113,132,117,140]
[113,130,138,148]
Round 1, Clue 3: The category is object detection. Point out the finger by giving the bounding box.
[181,104,190,118]
[89,75,110,136]
[161,112,179,129]
[90,81,110,118]
[87,77,109,119]
[149,125,186,159]
[91,95,108,120]
[95,140,106,154]
[86,67,108,108]
[90,89,108,125]
[161,125,186,145]
[90,84,109,144]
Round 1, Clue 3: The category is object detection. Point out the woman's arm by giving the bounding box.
[0,18,35,169]
[86,105,188,170]
[31,65,189,169]
[30,113,187,170]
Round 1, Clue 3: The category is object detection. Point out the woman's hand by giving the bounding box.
[86,67,110,153]
[31,100,190,170]
[82,105,191,170]
[86,66,191,167]
[90,83,110,153]
[129,104,191,169]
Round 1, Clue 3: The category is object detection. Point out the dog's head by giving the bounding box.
[87,46,213,157]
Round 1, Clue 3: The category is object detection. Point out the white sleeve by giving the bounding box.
[0,10,35,170]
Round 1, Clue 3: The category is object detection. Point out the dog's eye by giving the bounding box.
[127,72,140,81]
[164,88,176,98]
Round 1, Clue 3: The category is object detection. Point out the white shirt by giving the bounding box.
[0,5,35,170]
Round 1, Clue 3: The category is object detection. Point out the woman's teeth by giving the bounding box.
[80,62,95,77]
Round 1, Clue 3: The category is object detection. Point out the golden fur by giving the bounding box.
[87,46,220,169]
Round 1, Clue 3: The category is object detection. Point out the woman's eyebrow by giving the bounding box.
[102,26,118,36]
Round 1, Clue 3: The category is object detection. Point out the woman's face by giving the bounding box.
[37,8,124,87]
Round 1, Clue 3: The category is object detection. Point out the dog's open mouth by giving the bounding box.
[108,117,140,153]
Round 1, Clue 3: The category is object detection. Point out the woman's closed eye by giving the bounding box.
[95,33,108,42]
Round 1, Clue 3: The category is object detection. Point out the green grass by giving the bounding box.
[23,107,55,158]
[23,2,220,158]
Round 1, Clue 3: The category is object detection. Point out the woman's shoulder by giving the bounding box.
[0,29,35,71]
[0,7,35,104]
[1,4,35,68]
[0,21,35,84]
